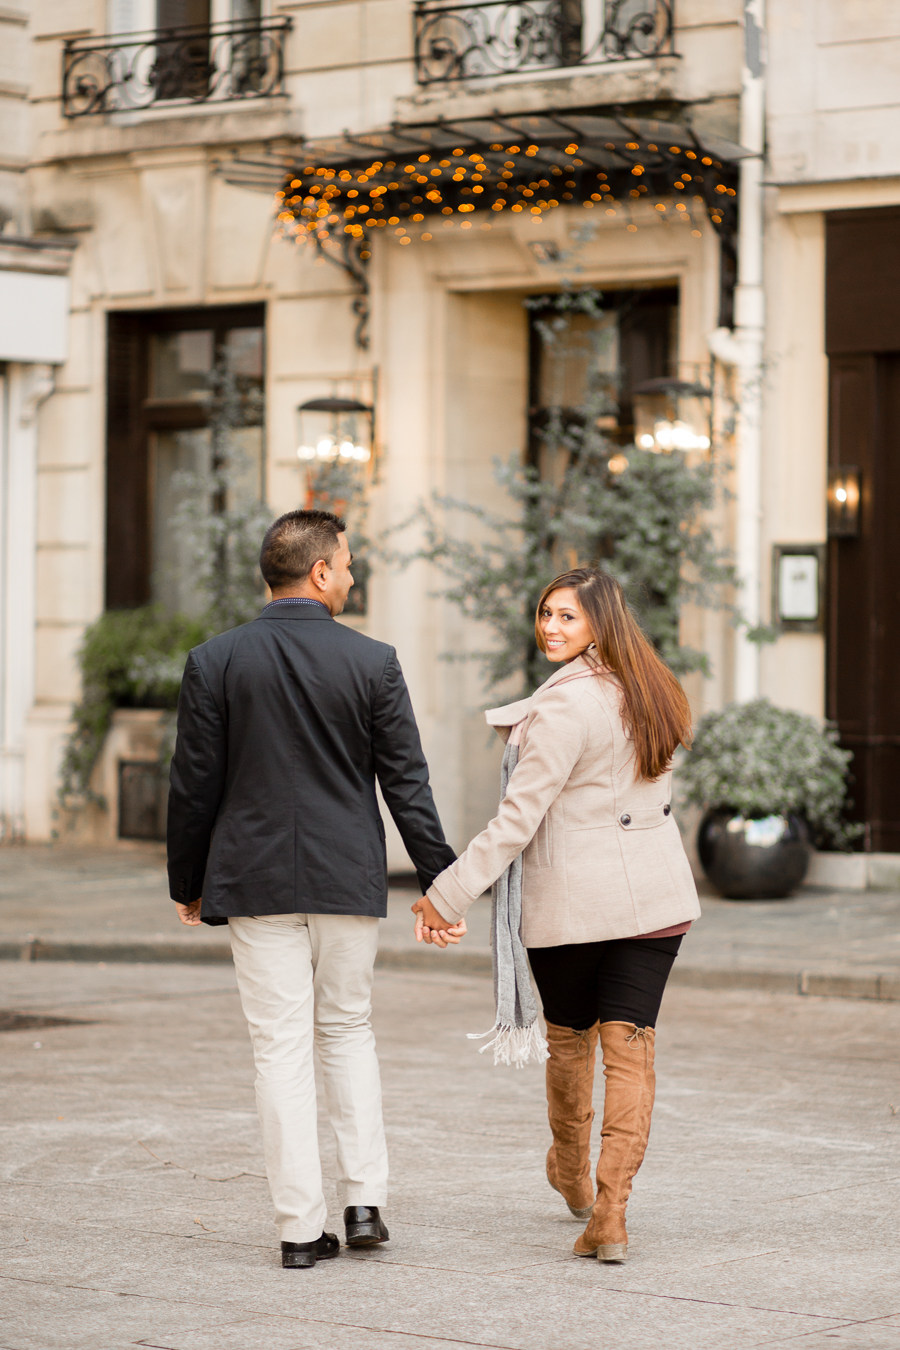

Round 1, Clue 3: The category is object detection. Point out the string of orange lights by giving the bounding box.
[262,111,743,257]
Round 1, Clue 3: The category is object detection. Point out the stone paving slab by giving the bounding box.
[1,845,900,1001]
[1,961,900,1349]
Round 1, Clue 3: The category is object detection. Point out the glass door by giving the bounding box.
[528,287,679,470]
[104,303,266,613]
[148,324,264,616]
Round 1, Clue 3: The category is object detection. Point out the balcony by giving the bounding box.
[62,16,292,118]
[414,0,673,84]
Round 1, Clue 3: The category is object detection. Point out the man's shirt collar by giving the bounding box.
[262,597,331,614]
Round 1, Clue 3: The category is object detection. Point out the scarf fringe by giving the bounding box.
[468,1021,549,1069]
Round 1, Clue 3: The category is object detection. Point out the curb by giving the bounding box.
[0,939,493,974]
[1,939,898,1002]
[669,965,900,1002]
[0,939,234,965]
[376,948,493,976]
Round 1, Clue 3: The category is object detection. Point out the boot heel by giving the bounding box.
[567,1202,594,1220]
[598,1243,628,1263]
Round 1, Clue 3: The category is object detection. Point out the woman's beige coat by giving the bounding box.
[427,653,700,947]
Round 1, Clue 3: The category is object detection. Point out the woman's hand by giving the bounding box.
[412,898,467,948]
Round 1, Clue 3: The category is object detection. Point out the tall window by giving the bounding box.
[106,305,265,613]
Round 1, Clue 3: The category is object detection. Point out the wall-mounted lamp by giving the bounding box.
[827,466,861,537]
[296,397,373,463]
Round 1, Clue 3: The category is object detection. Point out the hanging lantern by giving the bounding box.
[638,419,711,452]
[296,397,374,464]
[631,377,712,453]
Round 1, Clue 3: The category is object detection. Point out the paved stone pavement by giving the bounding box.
[2,959,900,1350]
[2,844,900,1000]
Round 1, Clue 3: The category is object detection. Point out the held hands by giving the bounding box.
[175,899,203,926]
[178,894,468,945]
[411,897,467,949]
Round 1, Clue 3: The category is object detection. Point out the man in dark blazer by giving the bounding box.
[167,508,461,1269]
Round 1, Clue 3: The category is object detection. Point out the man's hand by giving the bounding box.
[411,897,467,949]
[175,899,202,926]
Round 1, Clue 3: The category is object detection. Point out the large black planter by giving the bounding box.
[697,809,811,899]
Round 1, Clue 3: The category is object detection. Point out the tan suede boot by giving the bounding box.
[573,1022,656,1262]
[544,1020,599,1220]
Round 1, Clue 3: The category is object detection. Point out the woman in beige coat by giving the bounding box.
[414,568,700,1263]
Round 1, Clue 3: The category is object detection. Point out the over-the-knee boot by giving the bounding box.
[573,1022,655,1262]
[544,1020,599,1220]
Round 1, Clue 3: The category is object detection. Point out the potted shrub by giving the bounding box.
[678,699,862,899]
[58,608,211,841]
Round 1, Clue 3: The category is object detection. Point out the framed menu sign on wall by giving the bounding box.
[772,544,826,634]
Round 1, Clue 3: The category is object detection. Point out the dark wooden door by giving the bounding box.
[826,207,900,851]
[827,355,900,849]
[106,313,150,609]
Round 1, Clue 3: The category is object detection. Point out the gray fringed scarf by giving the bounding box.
[468,735,549,1069]
[469,662,598,1068]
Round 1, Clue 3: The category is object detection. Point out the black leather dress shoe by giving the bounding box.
[343,1206,389,1247]
[281,1231,340,1268]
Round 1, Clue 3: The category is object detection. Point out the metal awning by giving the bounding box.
[217,106,749,249]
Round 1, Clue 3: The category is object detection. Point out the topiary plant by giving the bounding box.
[677,698,864,851]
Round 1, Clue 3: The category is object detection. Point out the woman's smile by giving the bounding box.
[540,588,593,662]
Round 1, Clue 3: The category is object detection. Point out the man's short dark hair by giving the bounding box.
[260,509,347,590]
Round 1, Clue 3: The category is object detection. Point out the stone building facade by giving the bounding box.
[1,0,898,858]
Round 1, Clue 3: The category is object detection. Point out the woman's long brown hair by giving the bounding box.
[535,568,692,781]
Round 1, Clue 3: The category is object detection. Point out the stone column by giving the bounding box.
[0,363,52,838]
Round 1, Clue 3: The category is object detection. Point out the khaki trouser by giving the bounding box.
[228,912,388,1243]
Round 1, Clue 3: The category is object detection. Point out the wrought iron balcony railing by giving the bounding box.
[62,17,292,118]
[414,0,673,83]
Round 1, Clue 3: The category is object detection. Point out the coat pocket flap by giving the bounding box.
[617,804,672,831]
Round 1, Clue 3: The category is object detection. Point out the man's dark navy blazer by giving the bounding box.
[166,603,456,925]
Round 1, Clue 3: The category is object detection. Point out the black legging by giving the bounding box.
[528,935,683,1031]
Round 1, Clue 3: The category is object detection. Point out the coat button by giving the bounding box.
[620,813,631,825]
[663,804,671,816]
